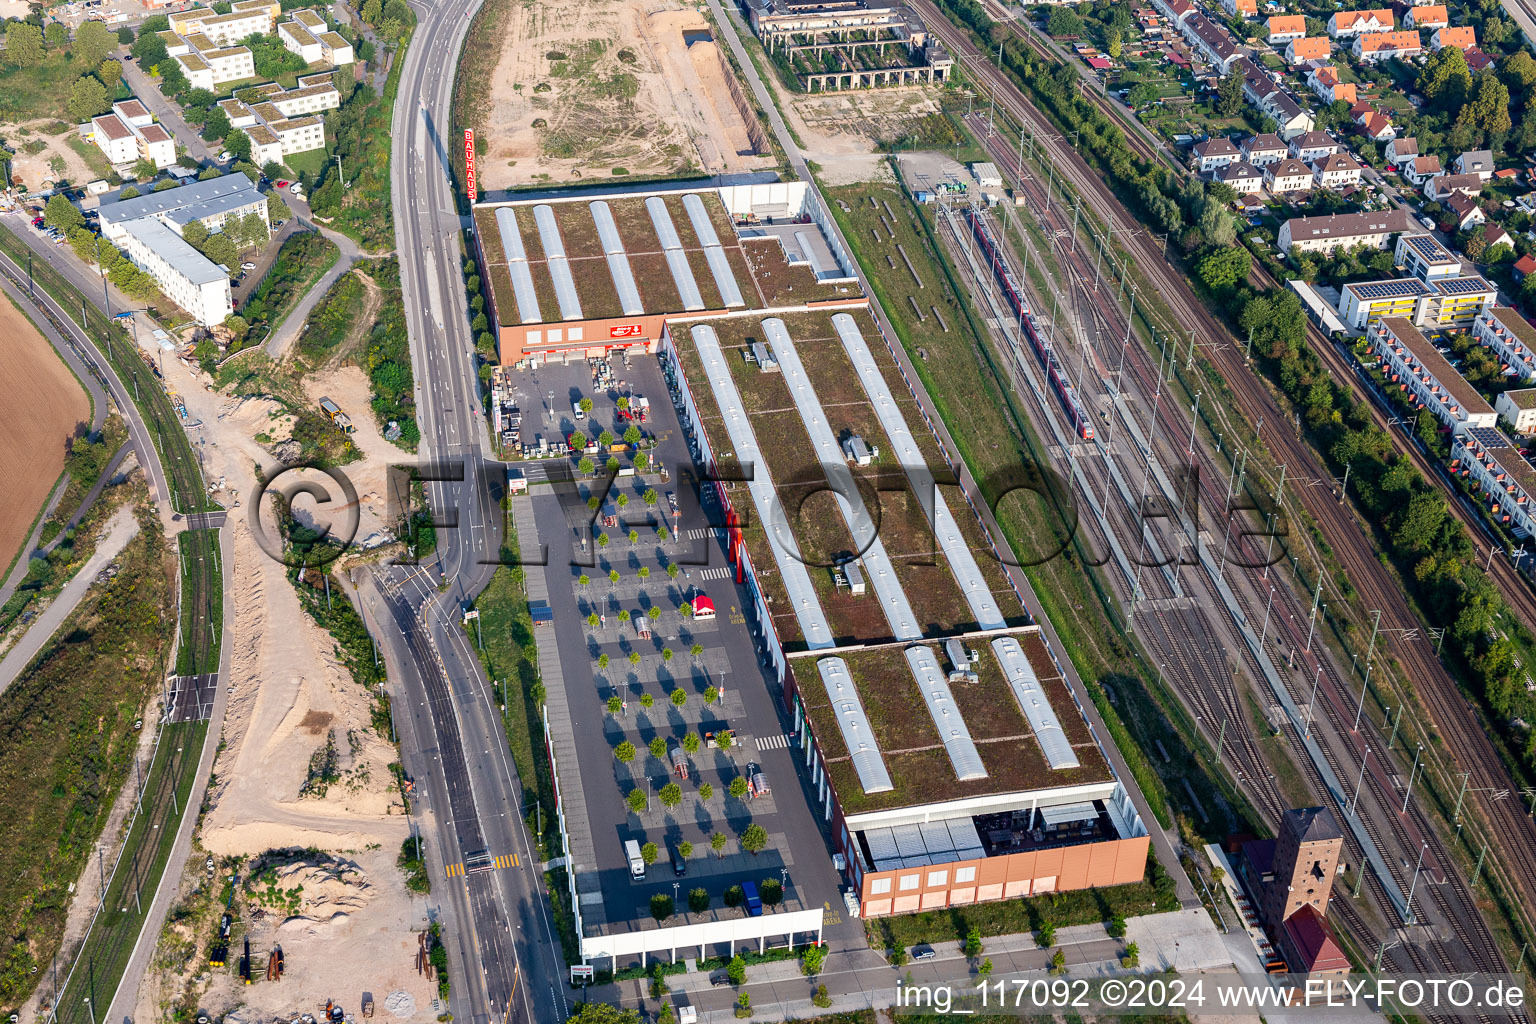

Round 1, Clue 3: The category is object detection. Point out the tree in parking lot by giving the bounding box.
[614,740,635,762]
[634,451,649,472]
[579,397,593,414]
[697,781,712,800]
[607,695,623,715]
[650,894,673,921]
[729,777,748,800]
[690,644,703,663]
[689,887,710,913]
[617,609,631,624]
[649,736,667,760]
[599,429,614,448]
[666,562,679,580]
[711,832,727,858]
[658,782,681,809]
[626,788,647,814]
[609,568,620,584]
[637,566,650,580]
[759,879,782,906]
[669,686,685,708]
[716,728,733,750]
[641,842,659,865]
[724,885,744,908]
[44,194,84,233]
[703,685,718,705]
[631,653,643,668]
[624,424,642,445]
[735,822,762,855]
[644,488,658,506]
[606,457,620,474]
[683,732,699,754]
[119,186,140,199]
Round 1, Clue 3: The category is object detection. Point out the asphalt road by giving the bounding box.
[380,0,570,1021]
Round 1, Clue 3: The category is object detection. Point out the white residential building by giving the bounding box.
[1495,389,1536,434]
[1451,430,1536,537]
[1474,307,1536,383]
[1454,150,1496,180]
[278,20,323,62]
[1367,316,1497,431]
[112,99,153,128]
[118,217,232,326]
[317,31,353,65]
[1404,155,1443,185]
[1192,136,1242,172]
[1277,209,1415,254]
[1328,8,1394,36]
[1395,233,1462,281]
[1313,152,1363,189]
[90,114,139,165]
[171,5,273,45]
[1289,131,1341,162]
[1340,275,1494,329]
[1385,137,1417,168]
[1265,157,1315,192]
[1216,161,1264,192]
[1240,132,1288,166]
[98,172,269,244]
[174,44,255,88]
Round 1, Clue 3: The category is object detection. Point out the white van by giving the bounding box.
[573,401,586,421]
[625,839,645,879]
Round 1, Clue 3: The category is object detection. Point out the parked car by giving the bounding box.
[275,179,291,189]
[741,880,763,917]
[670,843,686,876]
[289,182,303,194]
[240,262,256,271]
[912,946,937,961]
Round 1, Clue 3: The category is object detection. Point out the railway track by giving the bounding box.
[936,106,1519,987]
[910,0,1536,968]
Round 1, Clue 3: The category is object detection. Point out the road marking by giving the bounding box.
[493,854,520,869]
[755,734,791,751]
[698,566,731,580]
[446,862,464,878]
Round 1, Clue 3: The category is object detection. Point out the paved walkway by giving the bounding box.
[0,505,139,696]
[263,214,365,357]
[120,58,217,167]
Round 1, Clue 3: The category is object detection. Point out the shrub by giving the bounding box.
[1049,949,1067,974]
[1037,921,1057,948]
[727,955,747,985]
[759,878,783,906]
[651,893,674,920]
[689,887,710,913]
[724,884,744,908]
[964,926,983,958]
[1107,915,1127,938]
[801,944,826,977]
[812,984,831,1007]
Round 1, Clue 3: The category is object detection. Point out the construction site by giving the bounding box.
[744,0,954,92]
[473,0,774,188]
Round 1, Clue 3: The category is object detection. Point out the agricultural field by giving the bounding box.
[0,291,91,580]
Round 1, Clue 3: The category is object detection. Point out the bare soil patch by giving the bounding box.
[476,0,774,188]
[0,292,90,572]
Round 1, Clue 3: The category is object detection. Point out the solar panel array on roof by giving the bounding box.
[645,197,705,312]
[1465,425,1513,450]
[905,646,988,782]
[493,209,543,325]
[691,324,835,649]
[863,826,902,870]
[533,205,582,320]
[831,313,1007,630]
[1402,233,1455,263]
[818,657,893,795]
[682,193,745,307]
[991,636,1080,769]
[1351,279,1429,300]
[766,318,922,642]
[863,817,986,871]
[589,201,644,316]
[1437,275,1494,295]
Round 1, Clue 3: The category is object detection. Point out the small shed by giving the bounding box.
[842,435,873,466]
[972,161,1003,188]
[843,560,866,595]
[751,342,779,372]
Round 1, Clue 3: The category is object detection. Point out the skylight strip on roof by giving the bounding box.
[493,208,542,325]
[590,202,644,315]
[646,197,705,310]
[831,313,1006,630]
[764,318,922,642]
[990,636,1080,769]
[682,192,745,306]
[533,204,582,320]
[817,657,893,795]
[691,324,836,650]
[905,646,988,782]
[794,229,826,277]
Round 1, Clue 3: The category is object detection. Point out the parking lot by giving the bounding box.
[508,349,858,954]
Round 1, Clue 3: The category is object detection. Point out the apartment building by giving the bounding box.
[1277,209,1415,254]
[1328,8,1393,36]
[1285,36,1330,64]
[241,99,327,161]
[1474,307,1536,384]
[1183,13,1241,72]
[1152,0,1196,27]
[1308,65,1356,105]
[1192,135,1242,172]
[174,44,255,89]
[1266,14,1305,41]
[218,97,258,127]
[1340,275,1494,329]
[1354,30,1422,61]
[1495,389,1536,434]
[1368,317,1498,430]
[1313,152,1363,188]
[1289,131,1341,162]
[1240,132,1288,166]
[1217,161,1264,192]
[1451,429,1536,537]
[90,113,138,164]
[1403,4,1448,28]
[119,217,232,325]
[98,172,269,243]
[1432,25,1475,50]
[317,30,353,64]
[1396,233,1462,281]
[171,5,273,45]
[1266,158,1315,192]
[277,19,322,62]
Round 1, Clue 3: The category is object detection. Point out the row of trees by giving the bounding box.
[42,198,162,302]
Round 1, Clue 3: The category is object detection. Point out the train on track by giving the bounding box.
[963,207,1095,440]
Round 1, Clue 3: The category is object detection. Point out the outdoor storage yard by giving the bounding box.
[474,0,774,188]
[0,291,91,573]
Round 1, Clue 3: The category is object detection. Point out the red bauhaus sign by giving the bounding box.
[464,129,477,205]
[610,324,644,338]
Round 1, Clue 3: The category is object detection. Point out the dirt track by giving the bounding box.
[0,292,90,572]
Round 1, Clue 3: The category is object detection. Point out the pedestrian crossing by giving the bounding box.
[445,853,520,878]
[698,566,732,581]
[755,733,792,751]
[685,528,722,540]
